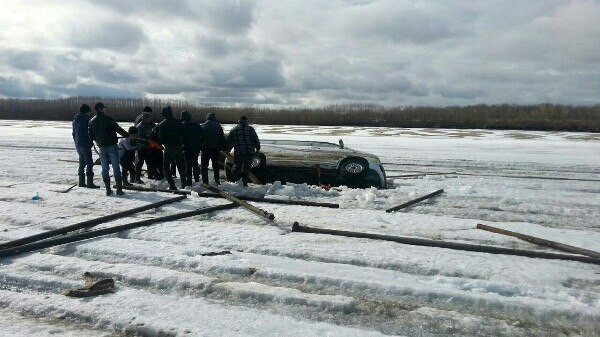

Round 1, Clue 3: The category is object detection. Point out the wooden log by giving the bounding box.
[476,224,600,259]
[122,185,191,195]
[0,195,187,250]
[0,203,238,259]
[290,223,600,265]
[201,183,275,220]
[386,189,444,213]
[195,192,339,209]
[123,185,338,208]
[387,172,456,179]
[220,151,262,184]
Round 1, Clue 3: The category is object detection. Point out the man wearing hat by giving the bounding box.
[134,107,154,183]
[200,112,226,185]
[226,115,260,187]
[72,104,99,189]
[88,102,130,196]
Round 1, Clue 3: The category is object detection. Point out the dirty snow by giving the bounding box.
[0,120,599,336]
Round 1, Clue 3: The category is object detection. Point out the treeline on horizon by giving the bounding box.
[0,97,598,132]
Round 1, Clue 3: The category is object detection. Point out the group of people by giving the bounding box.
[72,102,261,196]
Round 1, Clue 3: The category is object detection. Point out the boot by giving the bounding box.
[103,178,113,196]
[167,179,178,191]
[86,175,100,189]
[115,176,125,196]
[134,174,144,184]
[214,172,220,185]
[122,175,133,187]
[78,174,86,187]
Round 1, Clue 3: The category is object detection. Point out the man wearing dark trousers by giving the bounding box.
[72,104,99,189]
[181,111,203,186]
[88,102,129,196]
[134,107,153,182]
[226,115,260,187]
[200,112,226,185]
[158,106,186,190]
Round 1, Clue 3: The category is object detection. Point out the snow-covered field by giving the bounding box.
[0,119,599,337]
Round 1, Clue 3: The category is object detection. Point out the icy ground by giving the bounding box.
[0,120,598,336]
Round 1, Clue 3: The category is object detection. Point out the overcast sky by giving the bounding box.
[0,0,598,107]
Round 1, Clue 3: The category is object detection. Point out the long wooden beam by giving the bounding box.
[202,183,275,220]
[477,224,600,259]
[0,203,238,259]
[0,195,187,250]
[386,189,444,212]
[122,185,339,208]
[291,223,600,265]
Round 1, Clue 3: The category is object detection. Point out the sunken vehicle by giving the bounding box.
[223,139,387,189]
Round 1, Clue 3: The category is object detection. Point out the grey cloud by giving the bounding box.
[91,0,194,19]
[340,2,470,44]
[434,84,486,100]
[201,1,256,34]
[71,20,146,53]
[211,61,285,88]
[6,51,44,71]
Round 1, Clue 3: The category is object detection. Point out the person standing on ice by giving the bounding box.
[72,104,99,189]
[88,102,129,196]
[134,107,154,183]
[118,126,142,187]
[158,106,186,190]
[201,112,226,185]
[180,110,203,186]
[226,115,260,187]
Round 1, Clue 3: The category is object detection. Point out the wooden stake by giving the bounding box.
[202,183,275,220]
[0,203,238,259]
[386,189,444,212]
[290,223,600,265]
[0,195,187,250]
[476,224,600,259]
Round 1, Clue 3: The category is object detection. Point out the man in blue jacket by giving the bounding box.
[88,102,130,196]
[72,104,99,189]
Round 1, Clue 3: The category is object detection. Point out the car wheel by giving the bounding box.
[339,157,369,180]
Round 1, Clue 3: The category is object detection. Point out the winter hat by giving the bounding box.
[206,112,216,121]
[180,110,191,122]
[238,115,248,123]
[161,106,173,118]
[143,106,152,113]
[94,102,106,111]
[80,104,91,113]
[128,126,138,134]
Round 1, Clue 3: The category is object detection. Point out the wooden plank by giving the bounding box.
[202,183,275,220]
[477,224,600,259]
[290,223,600,265]
[386,189,444,212]
[0,203,238,259]
[220,151,262,184]
[122,185,339,208]
[0,195,187,250]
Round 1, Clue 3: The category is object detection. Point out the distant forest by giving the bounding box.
[0,97,598,132]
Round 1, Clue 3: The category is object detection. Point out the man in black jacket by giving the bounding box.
[88,102,129,196]
[181,111,203,186]
[226,115,260,187]
[200,112,226,185]
[72,104,99,189]
[134,107,153,182]
[158,106,186,190]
